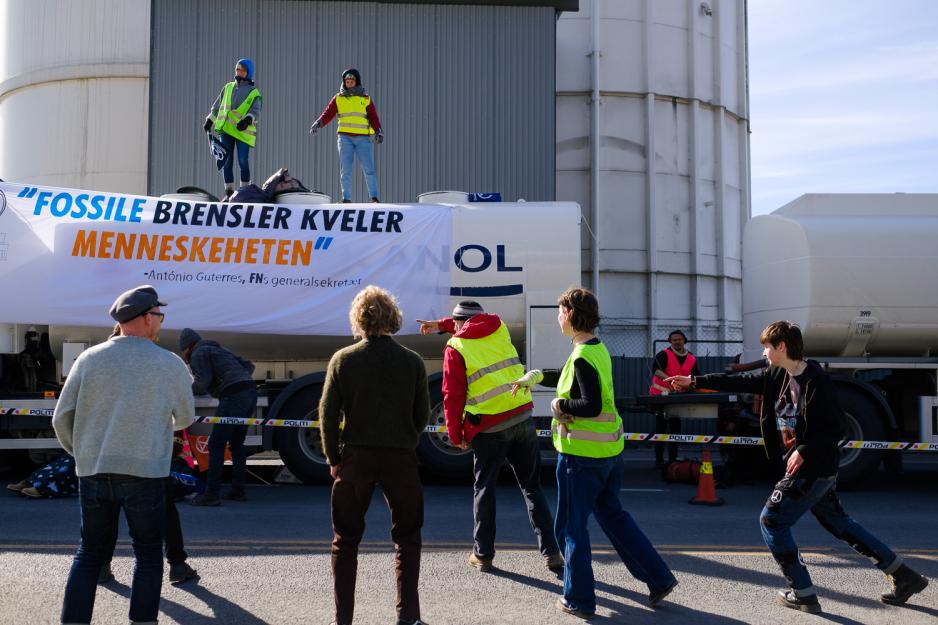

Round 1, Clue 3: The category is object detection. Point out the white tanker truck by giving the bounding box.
[0,182,581,482]
[643,193,938,485]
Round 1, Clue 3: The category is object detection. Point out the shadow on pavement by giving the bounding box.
[102,579,273,624]
[491,566,751,624]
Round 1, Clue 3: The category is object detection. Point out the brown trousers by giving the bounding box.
[331,450,424,624]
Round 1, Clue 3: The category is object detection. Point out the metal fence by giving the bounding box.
[596,318,743,359]
[595,318,743,439]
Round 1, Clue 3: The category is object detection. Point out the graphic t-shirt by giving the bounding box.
[774,372,805,452]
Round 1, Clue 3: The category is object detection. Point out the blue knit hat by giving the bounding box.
[236,58,254,80]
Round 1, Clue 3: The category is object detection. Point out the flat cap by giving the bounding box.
[109,285,167,323]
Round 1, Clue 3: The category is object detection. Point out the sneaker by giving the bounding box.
[649,579,678,607]
[221,489,247,502]
[20,486,42,498]
[6,480,29,493]
[882,564,928,605]
[97,565,115,584]
[189,493,221,507]
[169,562,199,584]
[776,590,822,614]
[396,619,430,625]
[468,552,493,573]
[555,598,594,619]
[371,197,380,203]
[545,552,565,572]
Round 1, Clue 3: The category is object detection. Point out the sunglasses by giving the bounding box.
[147,312,165,323]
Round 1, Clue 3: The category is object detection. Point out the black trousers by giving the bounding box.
[470,419,559,559]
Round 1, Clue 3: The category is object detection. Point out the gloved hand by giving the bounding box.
[510,370,543,396]
[203,118,213,132]
[374,130,384,144]
[309,120,320,136]
[236,116,251,131]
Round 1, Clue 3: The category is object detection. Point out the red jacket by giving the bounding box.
[315,94,382,135]
[440,313,532,445]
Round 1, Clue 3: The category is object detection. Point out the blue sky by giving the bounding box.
[748,1,938,215]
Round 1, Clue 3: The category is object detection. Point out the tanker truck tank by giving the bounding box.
[742,194,938,360]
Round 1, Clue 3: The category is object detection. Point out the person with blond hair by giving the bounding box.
[319,285,431,625]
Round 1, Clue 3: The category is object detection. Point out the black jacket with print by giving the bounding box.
[696,360,844,479]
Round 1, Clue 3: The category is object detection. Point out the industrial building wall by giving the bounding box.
[149,0,557,202]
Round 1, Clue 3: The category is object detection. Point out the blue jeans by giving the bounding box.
[220,133,251,184]
[760,474,899,594]
[470,419,559,559]
[337,134,379,200]
[62,474,166,624]
[555,453,676,613]
[206,387,258,496]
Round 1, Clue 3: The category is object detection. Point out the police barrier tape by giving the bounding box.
[189,416,938,451]
[6,408,938,451]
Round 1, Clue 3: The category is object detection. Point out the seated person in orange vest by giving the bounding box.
[649,330,700,467]
[418,301,563,574]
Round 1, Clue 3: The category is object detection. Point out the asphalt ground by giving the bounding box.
[1,450,937,624]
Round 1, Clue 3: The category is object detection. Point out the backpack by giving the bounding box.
[663,458,701,484]
[262,167,311,196]
[229,183,271,204]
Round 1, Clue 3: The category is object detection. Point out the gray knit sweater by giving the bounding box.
[53,336,195,478]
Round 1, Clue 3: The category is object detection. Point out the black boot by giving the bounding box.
[881,564,928,605]
[776,590,822,614]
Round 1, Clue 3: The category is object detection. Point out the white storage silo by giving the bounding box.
[0,0,150,193]
[557,0,750,356]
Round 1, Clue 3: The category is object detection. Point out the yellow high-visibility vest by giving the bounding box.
[447,322,527,418]
[213,82,261,147]
[552,341,624,458]
[335,95,374,135]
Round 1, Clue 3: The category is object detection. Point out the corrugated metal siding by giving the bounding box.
[149,0,556,201]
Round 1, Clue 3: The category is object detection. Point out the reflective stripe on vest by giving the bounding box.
[552,341,624,458]
[213,82,261,147]
[649,348,696,396]
[446,322,527,417]
[335,95,374,135]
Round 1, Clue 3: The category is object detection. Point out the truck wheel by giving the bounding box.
[836,387,886,487]
[275,385,332,484]
[416,384,473,480]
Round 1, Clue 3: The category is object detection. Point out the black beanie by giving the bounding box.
[179,328,202,351]
[341,68,362,87]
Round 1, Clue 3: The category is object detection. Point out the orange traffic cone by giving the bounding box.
[689,448,724,506]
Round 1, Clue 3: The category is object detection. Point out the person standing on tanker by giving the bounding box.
[52,285,195,625]
[204,58,263,199]
[514,287,677,618]
[648,330,700,467]
[180,328,257,507]
[417,301,563,574]
[667,320,928,614]
[309,68,384,203]
[320,286,430,625]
